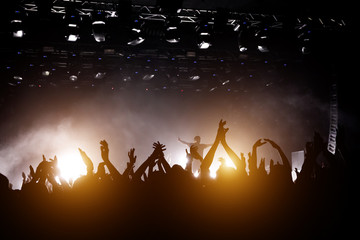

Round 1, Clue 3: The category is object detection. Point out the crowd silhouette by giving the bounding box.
[0,120,353,239]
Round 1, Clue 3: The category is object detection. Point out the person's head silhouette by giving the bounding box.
[194,136,201,143]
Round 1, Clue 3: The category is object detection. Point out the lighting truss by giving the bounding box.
[19,1,346,31]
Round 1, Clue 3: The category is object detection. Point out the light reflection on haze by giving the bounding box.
[0,87,329,189]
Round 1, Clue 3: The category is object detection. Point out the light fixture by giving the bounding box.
[42,71,51,76]
[69,75,78,82]
[127,18,145,46]
[10,10,26,38]
[92,21,106,42]
[189,75,200,81]
[143,74,155,81]
[64,10,81,42]
[94,72,106,79]
[127,36,145,46]
[196,21,213,49]
[165,16,181,43]
[91,11,107,42]
[298,24,312,55]
[255,28,270,53]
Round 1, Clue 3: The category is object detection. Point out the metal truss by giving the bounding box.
[17,0,346,31]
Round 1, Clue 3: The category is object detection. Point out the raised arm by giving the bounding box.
[203,143,213,148]
[100,140,122,181]
[249,139,266,175]
[133,155,156,182]
[133,142,166,181]
[123,148,137,179]
[79,149,94,175]
[178,137,192,147]
[221,135,246,175]
[200,120,227,177]
[264,138,291,171]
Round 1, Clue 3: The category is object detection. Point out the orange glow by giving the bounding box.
[56,149,87,182]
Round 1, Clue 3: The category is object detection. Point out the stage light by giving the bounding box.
[189,75,200,81]
[10,9,26,38]
[92,21,106,42]
[127,36,145,46]
[254,26,270,53]
[69,75,78,82]
[57,150,87,183]
[237,26,251,53]
[165,16,181,43]
[10,19,25,38]
[91,11,107,42]
[64,11,81,42]
[258,45,269,53]
[42,71,51,76]
[196,21,213,49]
[127,18,145,46]
[222,80,230,85]
[297,23,312,55]
[94,72,106,79]
[13,28,24,38]
[143,74,154,81]
[13,76,23,81]
[198,41,211,49]
[239,46,247,52]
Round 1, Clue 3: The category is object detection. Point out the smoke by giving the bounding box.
[0,84,330,189]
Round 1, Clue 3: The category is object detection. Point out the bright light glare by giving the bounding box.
[67,34,78,42]
[13,30,24,38]
[210,171,217,179]
[198,41,211,49]
[57,150,87,182]
[177,155,188,169]
[209,156,237,179]
[225,157,237,169]
[127,37,145,46]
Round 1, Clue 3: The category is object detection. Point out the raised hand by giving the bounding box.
[201,120,224,177]
[263,138,278,148]
[263,138,291,171]
[254,139,267,148]
[78,148,94,175]
[29,165,36,181]
[99,140,121,180]
[152,141,166,158]
[22,172,27,183]
[216,119,229,142]
[123,148,137,179]
[100,140,110,162]
[128,148,137,165]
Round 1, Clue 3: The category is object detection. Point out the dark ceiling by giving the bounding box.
[0,0,353,93]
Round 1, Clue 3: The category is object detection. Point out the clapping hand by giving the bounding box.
[127,148,137,168]
[152,141,166,157]
[100,140,110,162]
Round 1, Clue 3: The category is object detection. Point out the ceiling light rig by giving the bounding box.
[10,9,26,38]
[64,8,82,42]
[164,16,181,43]
[127,18,145,46]
[91,10,108,43]
[1,1,348,90]
[196,20,214,49]
[297,22,312,55]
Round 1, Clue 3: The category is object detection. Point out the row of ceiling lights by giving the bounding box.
[8,7,314,54]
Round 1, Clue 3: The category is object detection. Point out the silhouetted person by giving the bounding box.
[179,136,212,175]
[178,136,212,160]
